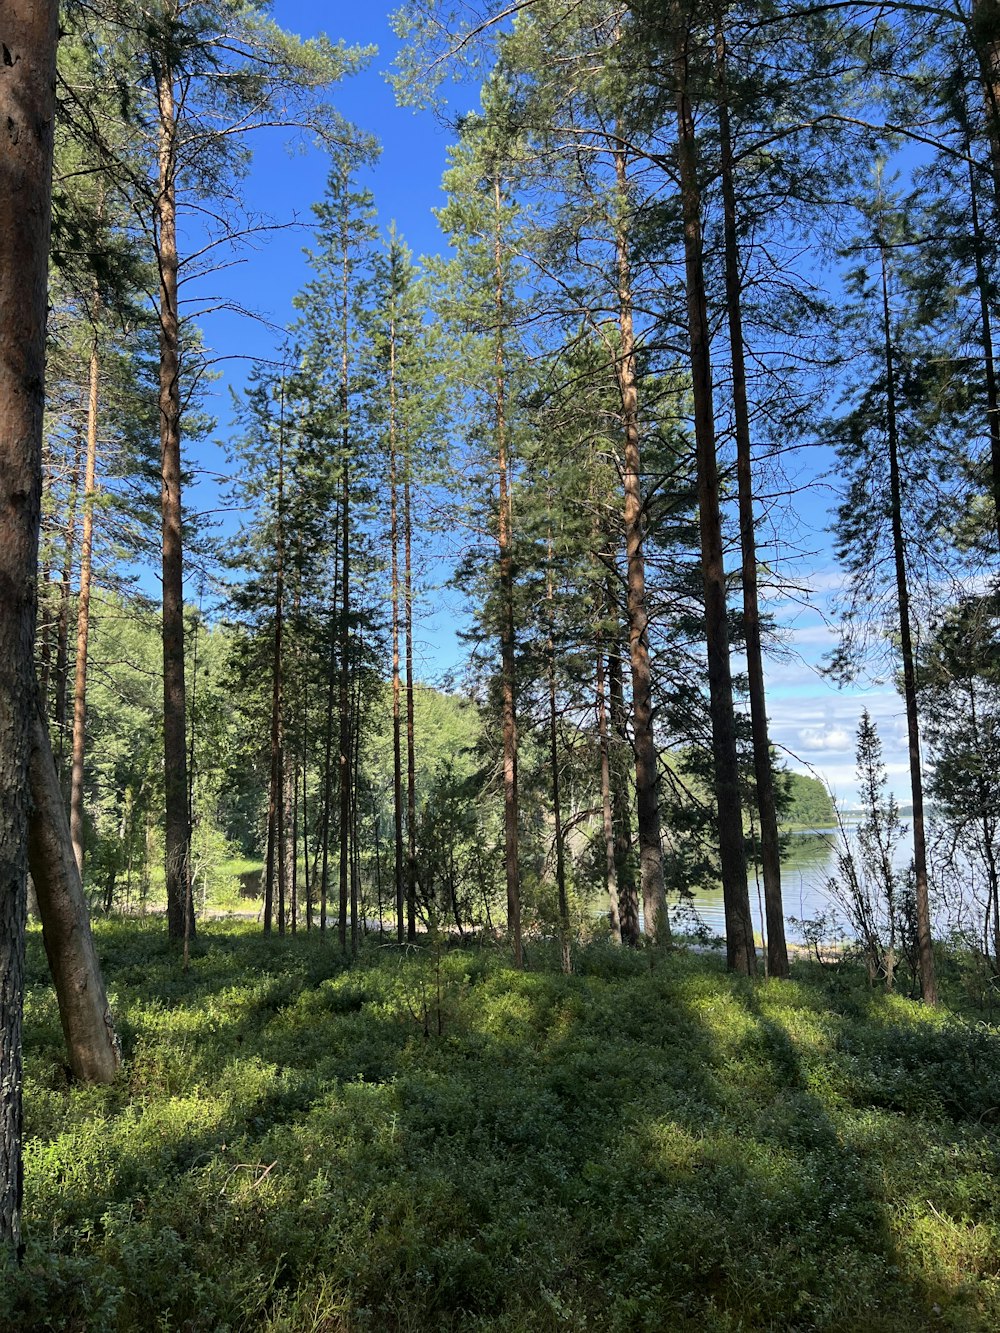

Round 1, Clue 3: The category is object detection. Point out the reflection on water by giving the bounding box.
[666,828,842,944]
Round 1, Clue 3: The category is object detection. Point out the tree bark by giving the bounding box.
[878,241,937,1005]
[404,473,418,943]
[0,0,60,1252]
[613,136,669,943]
[28,715,120,1084]
[596,643,623,944]
[493,173,522,966]
[155,46,193,944]
[389,302,406,943]
[674,24,756,975]
[606,581,641,946]
[53,453,80,778]
[68,332,100,879]
[547,552,571,973]
[716,25,788,978]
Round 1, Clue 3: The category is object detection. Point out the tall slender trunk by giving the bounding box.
[156,49,192,944]
[351,674,362,955]
[613,137,669,943]
[964,153,1000,556]
[0,0,59,1251]
[301,707,311,932]
[606,577,640,945]
[596,642,622,944]
[389,303,405,943]
[674,25,756,974]
[547,545,571,973]
[338,216,352,952]
[338,461,351,952]
[878,242,937,1005]
[404,473,418,942]
[68,330,101,879]
[972,0,1000,214]
[263,386,286,936]
[716,26,788,978]
[320,598,336,936]
[493,173,522,966]
[53,454,80,778]
[290,750,298,935]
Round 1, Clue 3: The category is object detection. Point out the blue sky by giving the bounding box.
[179,1,912,808]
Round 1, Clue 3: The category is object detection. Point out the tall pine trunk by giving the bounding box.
[716,26,788,978]
[547,546,571,973]
[28,715,120,1085]
[596,642,623,945]
[263,391,285,936]
[389,305,406,943]
[0,0,59,1251]
[878,241,937,1005]
[53,454,80,777]
[404,473,418,942]
[68,330,101,878]
[156,47,193,944]
[674,23,756,975]
[606,576,641,946]
[493,173,522,965]
[613,137,669,943]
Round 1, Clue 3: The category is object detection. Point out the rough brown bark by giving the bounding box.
[68,334,100,878]
[404,473,418,943]
[716,26,788,978]
[263,386,286,937]
[156,49,193,944]
[878,243,937,1005]
[338,459,351,953]
[53,453,80,777]
[613,137,669,944]
[493,173,522,966]
[596,643,623,945]
[674,23,756,975]
[28,715,120,1084]
[0,0,60,1252]
[389,306,406,943]
[607,586,640,946]
[547,554,571,973]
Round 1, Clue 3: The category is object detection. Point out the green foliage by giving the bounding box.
[781,772,837,829]
[10,920,1000,1331]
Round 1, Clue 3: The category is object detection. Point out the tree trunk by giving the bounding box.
[607,582,640,946]
[404,473,418,943]
[878,242,937,1005]
[0,0,60,1252]
[156,51,193,945]
[53,453,80,778]
[68,332,100,879]
[493,173,522,967]
[389,304,406,944]
[613,136,669,943]
[964,153,1000,556]
[28,715,120,1084]
[547,553,571,973]
[716,26,788,978]
[596,643,622,944]
[674,28,756,975]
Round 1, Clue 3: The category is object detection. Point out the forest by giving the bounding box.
[3,0,1000,1327]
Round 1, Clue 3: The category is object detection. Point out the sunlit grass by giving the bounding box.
[6,921,1000,1331]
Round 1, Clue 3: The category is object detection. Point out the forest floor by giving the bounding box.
[6,921,1000,1332]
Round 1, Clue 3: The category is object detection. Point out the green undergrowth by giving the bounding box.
[7,922,1000,1331]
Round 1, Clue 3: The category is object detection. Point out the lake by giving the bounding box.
[666,828,843,943]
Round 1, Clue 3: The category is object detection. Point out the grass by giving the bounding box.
[6,921,1000,1331]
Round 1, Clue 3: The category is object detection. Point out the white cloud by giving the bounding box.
[796,725,852,752]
